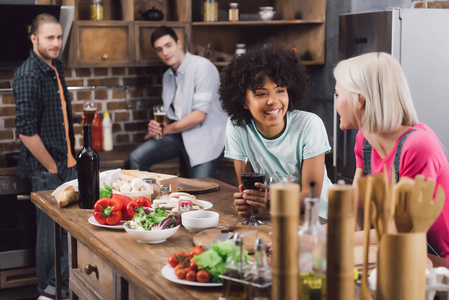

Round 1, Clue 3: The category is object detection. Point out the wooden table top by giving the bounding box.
[30,177,449,299]
[30,178,257,299]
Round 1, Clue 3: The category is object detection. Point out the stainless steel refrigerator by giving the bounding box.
[334,8,449,183]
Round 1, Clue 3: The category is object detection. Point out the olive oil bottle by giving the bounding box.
[298,181,327,300]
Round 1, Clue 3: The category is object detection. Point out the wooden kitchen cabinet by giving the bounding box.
[68,21,134,67]
[67,0,325,67]
[68,237,123,299]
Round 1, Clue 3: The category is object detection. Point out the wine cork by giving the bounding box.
[327,184,356,300]
[270,183,300,300]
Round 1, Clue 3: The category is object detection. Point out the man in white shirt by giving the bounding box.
[129,26,228,178]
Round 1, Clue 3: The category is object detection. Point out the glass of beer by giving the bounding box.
[83,101,97,125]
[153,104,166,140]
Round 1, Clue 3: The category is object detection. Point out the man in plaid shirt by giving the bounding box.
[13,14,76,300]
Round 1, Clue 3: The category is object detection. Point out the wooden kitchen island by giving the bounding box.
[30,178,248,300]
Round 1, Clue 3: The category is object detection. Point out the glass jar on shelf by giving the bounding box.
[90,0,104,21]
[235,43,246,56]
[229,3,239,22]
[203,0,218,22]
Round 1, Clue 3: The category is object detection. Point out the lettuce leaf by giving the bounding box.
[99,183,112,198]
[195,239,249,283]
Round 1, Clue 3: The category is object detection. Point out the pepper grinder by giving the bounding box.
[326,180,356,300]
[270,183,300,300]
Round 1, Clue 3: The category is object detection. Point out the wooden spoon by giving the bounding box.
[371,171,389,238]
[358,176,374,300]
[393,177,415,233]
[410,179,445,233]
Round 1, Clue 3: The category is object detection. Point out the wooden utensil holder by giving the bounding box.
[377,232,427,300]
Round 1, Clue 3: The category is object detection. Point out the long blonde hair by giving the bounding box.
[334,52,418,133]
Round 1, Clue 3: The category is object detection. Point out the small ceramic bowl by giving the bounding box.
[181,211,219,233]
[124,225,180,244]
[259,6,275,21]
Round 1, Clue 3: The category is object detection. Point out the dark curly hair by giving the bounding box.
[219,41,312,126]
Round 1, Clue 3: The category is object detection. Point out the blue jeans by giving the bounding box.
[128,133,219,178]
[30,166,77,298]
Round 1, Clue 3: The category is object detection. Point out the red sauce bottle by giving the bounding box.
[92,112,103,151]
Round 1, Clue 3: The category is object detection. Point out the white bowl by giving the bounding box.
[124,225,180,244]
[259,11,275,21]
[181,211,219,233]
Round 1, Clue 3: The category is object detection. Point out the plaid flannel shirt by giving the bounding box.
[13,50,75,179]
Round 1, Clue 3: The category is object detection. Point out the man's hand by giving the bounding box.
[19,134,58,174]
[144,120,163,140]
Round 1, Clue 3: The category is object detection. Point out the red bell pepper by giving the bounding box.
[112,194,133,220]
[93,197,123,225]
[126,196,152,218]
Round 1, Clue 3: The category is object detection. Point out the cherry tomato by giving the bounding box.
[168,254,179,268]
[196,269,211,283]
[189,258,198,272]
[188,246,205,258]
[175,264,184,271]
[175,268,186,279]
[176,251,187,260]
[185,270,197,282]
[183,267,191,274]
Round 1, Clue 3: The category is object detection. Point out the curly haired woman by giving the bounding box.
[219,42,333,219]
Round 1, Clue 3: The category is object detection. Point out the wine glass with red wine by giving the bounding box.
[240,155,265,226]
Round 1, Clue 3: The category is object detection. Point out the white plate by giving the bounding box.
[88,216,126,230]
[197,200,213,210]
[154,200,213,212]
[161,264,222,287]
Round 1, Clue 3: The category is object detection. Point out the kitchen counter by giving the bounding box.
[30,178,246,299]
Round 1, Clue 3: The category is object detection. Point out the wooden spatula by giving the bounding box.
[358,176,374,300]
[410,178,445,233]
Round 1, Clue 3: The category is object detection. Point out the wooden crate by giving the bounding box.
[120,169,178,192]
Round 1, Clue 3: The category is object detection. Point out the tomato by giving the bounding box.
[175,268,186,279]
[168,254,179,268]
[189,258,198,272]
[188,246,205,258]
[196,269,211,283]
[185,270,197,282]
[177,251,187,260]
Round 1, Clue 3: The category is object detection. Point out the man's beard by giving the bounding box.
[37,39,60,61]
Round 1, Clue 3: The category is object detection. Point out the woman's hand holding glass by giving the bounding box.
[233,182,269,218]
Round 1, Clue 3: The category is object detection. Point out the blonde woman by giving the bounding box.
[334,52,449,258]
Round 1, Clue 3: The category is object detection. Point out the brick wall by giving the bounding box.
[0,66,165,155]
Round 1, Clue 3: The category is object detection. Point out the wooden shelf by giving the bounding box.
[67,0,326,67]
[192,20,324,26]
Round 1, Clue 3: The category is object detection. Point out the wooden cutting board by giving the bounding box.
[178,178,220,194]
[193,225,271,254]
